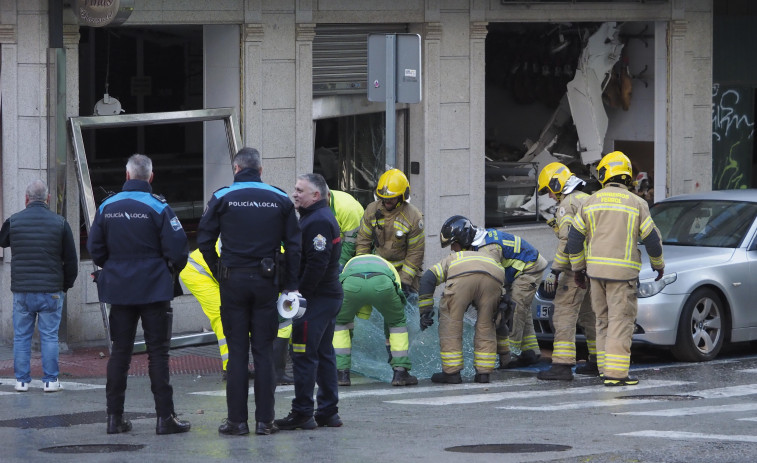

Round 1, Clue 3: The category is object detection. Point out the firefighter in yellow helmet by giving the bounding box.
[356,169,425,293]
[356,169,425,362]
[565,151,664,386]
[535,162,597,381]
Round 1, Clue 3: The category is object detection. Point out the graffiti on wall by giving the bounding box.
[712,83,755,190]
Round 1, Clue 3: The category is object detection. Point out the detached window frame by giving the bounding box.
[69,108,242,234]
[68,108,242,353]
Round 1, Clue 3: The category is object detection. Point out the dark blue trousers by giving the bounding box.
[219,269,278,423]
[291,294,342,417]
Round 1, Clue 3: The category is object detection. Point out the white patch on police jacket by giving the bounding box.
[170,217,183,231]
[313,234,327,251]
[557,207,566,217]
[418,219,424,230]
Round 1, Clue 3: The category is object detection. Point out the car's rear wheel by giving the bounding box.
[670,288,726,362]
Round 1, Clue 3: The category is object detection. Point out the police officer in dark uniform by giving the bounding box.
[87,154,190,435]
[275,173,343,430]
[196,147,302,436]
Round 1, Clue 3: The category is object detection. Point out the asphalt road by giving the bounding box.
[3,346,757,463]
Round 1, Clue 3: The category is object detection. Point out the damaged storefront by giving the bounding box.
[0,1,714,348]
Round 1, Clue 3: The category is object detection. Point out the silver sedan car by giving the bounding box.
[531,189,757,362]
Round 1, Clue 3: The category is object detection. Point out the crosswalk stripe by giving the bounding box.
[737,417,757,422]
[691,384,757,399]
[616,402,757,416]
[386,380,688,406]
[619,430,757,443]
[739,368,757,374]
[497,383,757,411]
[190,378,538,397]
[0,378,104,391]
[497,398,663,411]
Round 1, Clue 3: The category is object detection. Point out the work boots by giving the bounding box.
[431,371,462,384]
[575,355,600,376]
[391,367,418,386]
[497,352,512,369]
[503,349,540,369]
[273,337,294,385]
[537,363,574,381]
[474,373,490,383]
[337,369,351,386]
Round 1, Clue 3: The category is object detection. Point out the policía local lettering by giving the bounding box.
[104,212,150,219]
[228,201,278,208]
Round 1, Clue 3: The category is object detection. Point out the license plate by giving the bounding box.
[536,304,553,320]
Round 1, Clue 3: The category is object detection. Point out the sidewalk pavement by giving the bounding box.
[0,341,225,380]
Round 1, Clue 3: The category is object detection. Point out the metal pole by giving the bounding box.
[385,34,396,168]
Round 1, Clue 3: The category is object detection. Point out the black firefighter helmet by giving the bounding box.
[440,215,476,249]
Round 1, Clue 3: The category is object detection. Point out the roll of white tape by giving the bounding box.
[277,292,307,319]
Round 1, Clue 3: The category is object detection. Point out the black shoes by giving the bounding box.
[431,371,462,384]
[503,349,540,369]
[314,413,343,427]
[391,367,418,386]
[604,376,639,387]
[156,413,191,435]
[274,411,317,430]
[537,363,574,381]
[218,419,250,435]
[255,421,279,435]
[575,361,600,376]
[106,414,132,434]
[337,369,351,386]
[497,352,512,369]
[474,373,490,383]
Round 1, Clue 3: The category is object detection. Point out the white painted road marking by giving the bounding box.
[498,398,663,411]
[0,378,104,391]
[619,430,757,443]
[617,403,757,416]
[386,380,688,405]
[190,377,538,397]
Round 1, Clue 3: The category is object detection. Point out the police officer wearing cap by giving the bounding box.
[196,147,302,436]
[275,173,343,431]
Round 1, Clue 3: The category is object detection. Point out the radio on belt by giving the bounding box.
[277,292,307,319]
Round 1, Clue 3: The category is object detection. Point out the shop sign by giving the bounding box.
[76,0,134,27]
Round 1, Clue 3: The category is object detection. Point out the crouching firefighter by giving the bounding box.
[419,216,506,384]
[333,255,418,386]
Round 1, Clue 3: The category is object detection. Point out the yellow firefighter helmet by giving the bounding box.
[597,151,633,185]
[376,168,410,201]
[538,162,573,196]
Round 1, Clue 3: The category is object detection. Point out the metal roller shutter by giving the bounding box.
[313,24,408,97]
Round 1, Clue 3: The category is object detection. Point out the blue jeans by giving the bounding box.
[13,291,64,382]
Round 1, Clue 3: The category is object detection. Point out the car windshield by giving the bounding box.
[650,199,757,247]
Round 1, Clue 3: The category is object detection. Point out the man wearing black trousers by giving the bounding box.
[88,154,190,435]
[276,173,344,430]
[197,147,301,436]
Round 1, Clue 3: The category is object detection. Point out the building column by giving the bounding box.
[469,21,487,225]
[667,20,687,195]
[243,24,264,148]
[421,22,442,248]
[295,23,315,176]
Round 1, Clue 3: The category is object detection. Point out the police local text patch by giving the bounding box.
[313,234,327,251]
